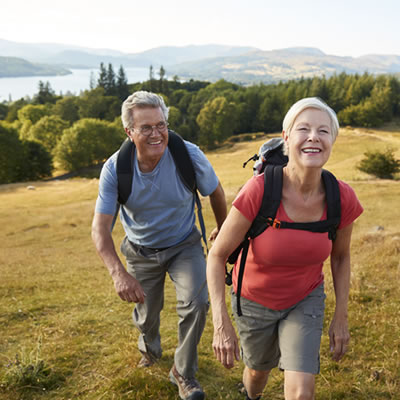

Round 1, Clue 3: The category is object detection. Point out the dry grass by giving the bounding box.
[1,127,399,399]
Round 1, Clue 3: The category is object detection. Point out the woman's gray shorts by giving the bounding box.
[232,284,325,374]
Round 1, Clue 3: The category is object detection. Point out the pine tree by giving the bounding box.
[149,65,155,91]
[116,65,130,100]
[34,81,57,104]
[106,63,116,96]
[97,63,108,90]
[158,65,167,93]
[89,71,96,90]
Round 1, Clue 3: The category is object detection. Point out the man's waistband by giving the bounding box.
[129,240,170,253]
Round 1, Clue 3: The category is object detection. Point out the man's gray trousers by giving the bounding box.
[120,228,209,378]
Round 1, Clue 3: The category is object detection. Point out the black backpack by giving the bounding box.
[112,129,208,250]
[227,138,341,316]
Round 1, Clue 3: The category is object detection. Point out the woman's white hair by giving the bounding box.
[282,97,339,152]
[121,91,169,130]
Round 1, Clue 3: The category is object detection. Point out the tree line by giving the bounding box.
[1,65,400,184]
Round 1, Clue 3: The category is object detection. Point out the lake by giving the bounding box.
[0,67,149,102]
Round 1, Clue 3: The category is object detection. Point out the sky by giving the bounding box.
[1,0,399,58]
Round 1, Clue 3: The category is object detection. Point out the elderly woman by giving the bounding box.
[207,97,363,400]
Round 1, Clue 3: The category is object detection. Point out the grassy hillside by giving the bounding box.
[0,56,70,78]
[0,128,399,399]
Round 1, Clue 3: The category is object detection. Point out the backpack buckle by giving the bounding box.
[267,217,281,229]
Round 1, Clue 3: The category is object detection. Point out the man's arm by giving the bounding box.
[208,181,227,241]
[91,212,145,303]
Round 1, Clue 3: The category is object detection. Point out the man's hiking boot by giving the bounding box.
[237,382,262,400]
[137,351,158,368]
[169,364,205,400]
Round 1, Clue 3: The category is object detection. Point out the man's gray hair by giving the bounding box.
[121,91,169,130]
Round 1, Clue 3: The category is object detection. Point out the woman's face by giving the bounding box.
[284,107,334,169]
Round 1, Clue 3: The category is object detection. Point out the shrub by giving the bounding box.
[1,337,64,393]
[0,122,25,183]
[357,148,400,179]
[27,115,70,152]
[20,140,53,180]
[0,122,53,183]
[54,118,125,171]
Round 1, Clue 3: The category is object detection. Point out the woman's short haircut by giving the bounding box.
[282,97,339,141]
[121,91,169,130]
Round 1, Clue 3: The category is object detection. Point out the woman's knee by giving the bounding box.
[284,371,315,400]
[285,390,314,400]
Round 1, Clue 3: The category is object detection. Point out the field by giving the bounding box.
[1,127,399,399]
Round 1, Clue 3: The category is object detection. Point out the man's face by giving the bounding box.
[125,106,168,169]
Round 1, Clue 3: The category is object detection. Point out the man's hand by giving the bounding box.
[208,227,220,242]
[112,270,146,304]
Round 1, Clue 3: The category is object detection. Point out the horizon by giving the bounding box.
[1,38,400,59]
[1,0,399,58]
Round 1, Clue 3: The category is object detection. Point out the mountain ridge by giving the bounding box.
[1,39,400,83]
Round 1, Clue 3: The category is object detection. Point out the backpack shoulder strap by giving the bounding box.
[234,164,284,315]
[167,130,208,252]
[248,164,283,238]
[117,138,135,205]
[111,138,135,231]
[167,130,196,192]
[322,169,341,240]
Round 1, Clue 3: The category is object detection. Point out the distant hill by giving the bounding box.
[0,38,124,61]
[1,39,400,84]
[167,47,400,84]
[130,44,260,65]
[0,56,71,78]
[0,39,257,68]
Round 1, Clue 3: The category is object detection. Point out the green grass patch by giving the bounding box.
[0,128,399,399]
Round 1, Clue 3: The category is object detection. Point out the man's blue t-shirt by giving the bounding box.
[95,140,219,248]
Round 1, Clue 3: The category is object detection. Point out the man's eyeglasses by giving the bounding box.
[133,121,168,136]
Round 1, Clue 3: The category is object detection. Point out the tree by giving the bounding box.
[4,98,28,122]
[20,140,53,180]
[196,96,237,149]
[33,81,58,104]
[53,96,80,124]
[158,65,167,93]
[89,71,96,90]
[97,63,108,89]
[78,87,120,121]
[17,104,51,140]
[27,115,70,152]
[167,106,182,130]
[256,91,285,132]
[0,103,8,120]
[17,104,49,125]
[0,122,52,183]
[0,122,25,183]
[106,63,116,96]
[149,65,155,91]
[116,65,130,100]
[54,118,125,171]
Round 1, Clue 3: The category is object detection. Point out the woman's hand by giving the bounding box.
[212,316,240,368]
[329,314,350,361]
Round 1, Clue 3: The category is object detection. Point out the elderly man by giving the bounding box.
[92,91,227,400]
